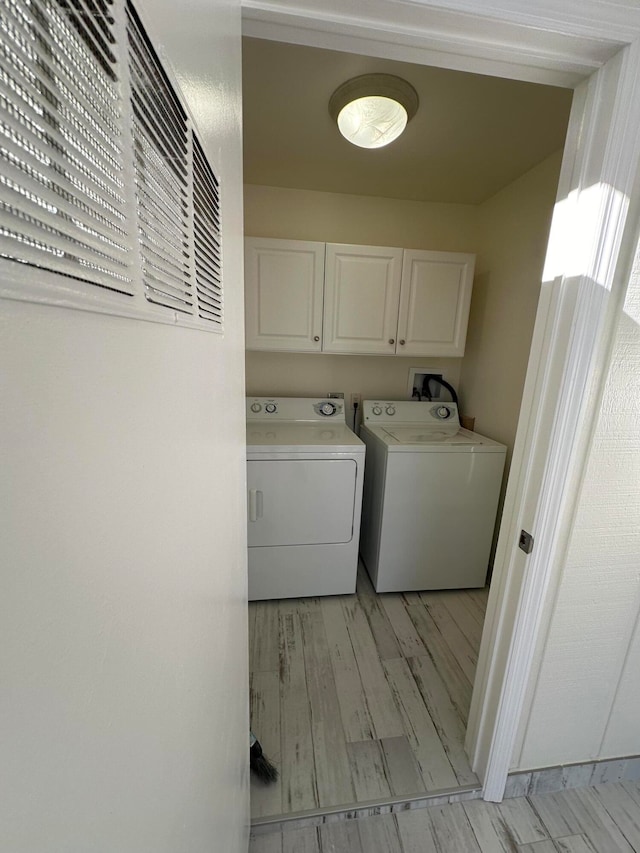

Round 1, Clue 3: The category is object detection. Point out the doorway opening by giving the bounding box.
[243,31,571,824]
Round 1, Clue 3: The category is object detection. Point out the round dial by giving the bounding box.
[320,402,337,416]
[372,405,382,416]
[265,403,277,414]
[385,405,396,416]
[436,406,451,419]
[250,402,262,413]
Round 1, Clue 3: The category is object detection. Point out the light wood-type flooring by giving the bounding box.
[249,781,640,852]
[249,565,488,820]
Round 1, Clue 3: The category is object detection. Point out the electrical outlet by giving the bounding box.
[351,392,362,408]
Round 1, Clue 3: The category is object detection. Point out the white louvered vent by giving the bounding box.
[0,0,131,291]
[0,0,223,332]
[193,133,222,326]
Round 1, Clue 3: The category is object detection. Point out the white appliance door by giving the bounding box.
[247,459,356,546]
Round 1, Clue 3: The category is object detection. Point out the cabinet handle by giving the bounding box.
[389,338,395,345]
[399,339,405,345]
[313,335,320,342]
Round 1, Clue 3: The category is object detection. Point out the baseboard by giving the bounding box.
[504,755,640,798]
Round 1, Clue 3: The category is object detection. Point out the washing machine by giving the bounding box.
[246,397,365,601]
[359,400,506,592]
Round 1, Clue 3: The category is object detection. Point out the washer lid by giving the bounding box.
[363,424,506,452]
[382,426,477,445]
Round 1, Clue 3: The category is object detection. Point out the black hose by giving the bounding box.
[421,374,458,405]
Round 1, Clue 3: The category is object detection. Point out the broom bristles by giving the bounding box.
[250,751,279,784]
[250,734,279,784]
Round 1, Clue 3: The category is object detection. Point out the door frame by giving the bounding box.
[240,0,640,801]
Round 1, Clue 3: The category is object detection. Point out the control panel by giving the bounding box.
[363,400,460,427]
[246,397,346,422]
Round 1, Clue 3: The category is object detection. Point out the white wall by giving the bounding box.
[0,1,248,851]
[459,151,563,455]
[244,184,475,412]
[512,249,640,770]
[244,184,478,250]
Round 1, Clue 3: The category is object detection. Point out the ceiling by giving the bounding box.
[242,37,573,205]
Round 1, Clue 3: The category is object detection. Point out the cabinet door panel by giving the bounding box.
[323,244,403,354]
[397,250,475,356]
[245,237,324,351]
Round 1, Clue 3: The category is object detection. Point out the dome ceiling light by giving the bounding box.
[329,74,419,150]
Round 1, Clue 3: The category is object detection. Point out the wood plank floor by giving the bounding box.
[249,565,488,819]
[249,781,640,852]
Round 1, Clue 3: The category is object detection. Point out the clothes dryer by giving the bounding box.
[246,397,365,600]
[359,400,506,592]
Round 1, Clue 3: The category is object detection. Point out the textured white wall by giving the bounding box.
[514,252,640,770]
[0,0,248,850]
[244,184,474,407]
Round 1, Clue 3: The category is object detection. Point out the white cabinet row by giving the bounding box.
[244,237,475,357]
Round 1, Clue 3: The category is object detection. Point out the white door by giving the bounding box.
[323,243,403,354]
[244,237,325,351]
[397,250,475,357]
[247,459,357,546]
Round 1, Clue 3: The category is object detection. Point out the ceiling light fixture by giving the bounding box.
[329,74,419,150]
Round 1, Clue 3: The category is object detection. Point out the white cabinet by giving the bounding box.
[323,244,474,356]
[397,250,475,357]
[244,237,324,351]
[244,237,475,357]
[323,243,403,354]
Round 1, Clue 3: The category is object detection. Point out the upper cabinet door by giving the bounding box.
[323,244,403,354]
[245,238,325,351]
[397,250,475,357]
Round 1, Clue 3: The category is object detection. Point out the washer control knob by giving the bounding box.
[436,406,451,419]
[250,402,262,413]
[320,402,337,416]
[372,405,382,416]
[385,405,396,416]
[265,403,277,414]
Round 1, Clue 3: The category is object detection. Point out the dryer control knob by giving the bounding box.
[250,402,262,413]
[265,403,277,414]
[372,405,382,416]
[385,405,396,416]
[320,402,337,416]
[436,406,451,419]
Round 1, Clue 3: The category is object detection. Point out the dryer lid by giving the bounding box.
[246,422,364,453]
